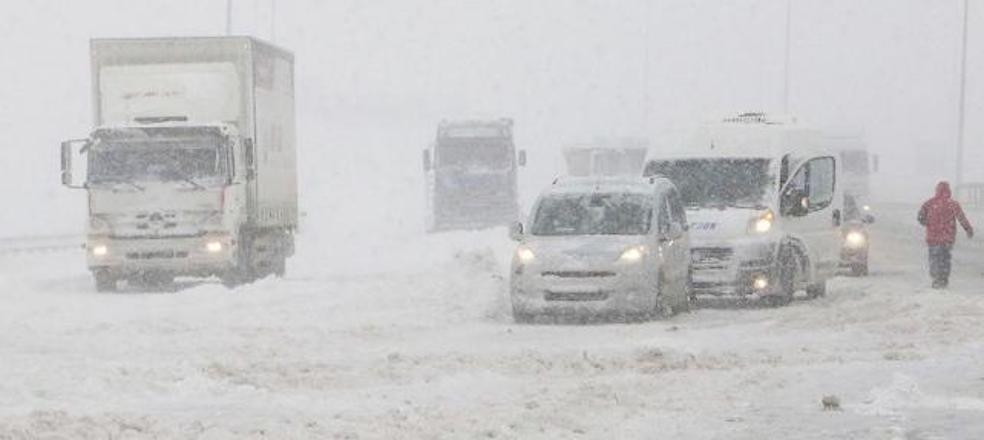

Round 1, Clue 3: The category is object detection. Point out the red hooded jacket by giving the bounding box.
[918,182,973,245]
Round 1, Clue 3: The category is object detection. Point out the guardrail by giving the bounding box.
[0,234,83,256]
[957,183,984,208]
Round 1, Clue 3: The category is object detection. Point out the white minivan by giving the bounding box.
[508,177,691,322]
[644,113,843,306]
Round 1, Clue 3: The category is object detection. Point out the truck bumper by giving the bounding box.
[86,235,236,278]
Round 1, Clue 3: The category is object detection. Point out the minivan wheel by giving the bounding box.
[94,270,117,292]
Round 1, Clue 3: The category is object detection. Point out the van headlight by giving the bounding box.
[516,245,535,264]
[205,241,224,253]
[618,246,647,263]
[91,244,108,257]
[749,210,774,234]
[844,231,866,248]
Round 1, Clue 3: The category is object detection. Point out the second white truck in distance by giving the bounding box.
[644,113,844,306]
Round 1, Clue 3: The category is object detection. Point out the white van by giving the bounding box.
[643,113,843,306]
[508,177,691,322]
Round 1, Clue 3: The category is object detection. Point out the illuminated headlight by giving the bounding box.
[618,246,647,263]
[750,210,774,234]
[206,241,224,253]
[752,276,769,290]
[844,231,866,248]
[862,205,871,212]
[516,245,535,264]
[91,245,108,257]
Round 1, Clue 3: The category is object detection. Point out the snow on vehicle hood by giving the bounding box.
[521,235,646,265]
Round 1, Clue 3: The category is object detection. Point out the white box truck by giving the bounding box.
[60,36,297,291]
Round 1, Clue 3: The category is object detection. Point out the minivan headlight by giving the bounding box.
[516,245,535,264]
[844,231,866,248]
[618,246,647,263]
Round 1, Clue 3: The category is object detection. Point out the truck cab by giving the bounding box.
[422,119,526,231]
[61,37,297,291]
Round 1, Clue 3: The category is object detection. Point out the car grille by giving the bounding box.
[541,271,616,278]
[691,247,734,270]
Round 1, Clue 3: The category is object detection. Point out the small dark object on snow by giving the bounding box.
[821,395,841,411]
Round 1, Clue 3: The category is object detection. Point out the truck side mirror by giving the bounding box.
[244,138,256,179]
[60,139,88,188]
[509,221,524,241]
[518,150,527,167]
[422,149,432,172]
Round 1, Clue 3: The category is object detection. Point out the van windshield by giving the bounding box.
[645,159,772,209]
[531,193,652,236]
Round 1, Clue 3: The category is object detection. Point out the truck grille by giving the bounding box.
[691,247,734,270]
[541,271,616,278]
[545,290,610,301]
[125,250,189,260]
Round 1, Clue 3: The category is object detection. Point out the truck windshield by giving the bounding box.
[531,193,652,236]
[645,159,772,209]
[437,139,512,171]
[88,137,228,187]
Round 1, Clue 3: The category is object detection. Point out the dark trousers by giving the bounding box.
[928,244,953,287]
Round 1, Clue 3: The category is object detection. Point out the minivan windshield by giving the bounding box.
[531,193,652,236]
[645,159,772,209]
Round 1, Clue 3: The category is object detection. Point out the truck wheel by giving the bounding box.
[806,280,827,299]
[94,270,117,292]
[851,262,869,277]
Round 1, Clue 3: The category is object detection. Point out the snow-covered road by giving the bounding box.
[2,211,983,439]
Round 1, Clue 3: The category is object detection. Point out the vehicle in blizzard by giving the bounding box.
[422,119,526,231]
[563,138,648,177]
[508,177,691,322]
[840,194,875,276]
[60,37,297,291]
[644,113,843,306]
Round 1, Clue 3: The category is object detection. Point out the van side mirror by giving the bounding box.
[422,149,432,172]
[509,221,524,241]
[781,189,809,217]
[60,139,88,188]
[243,138,256,179]
[518,150,527,167]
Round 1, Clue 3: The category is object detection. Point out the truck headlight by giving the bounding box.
[844,231,866,248]
[91,244,108,257]
[206,241,224,253]
[516,245,535,264]
[618,246,647,263]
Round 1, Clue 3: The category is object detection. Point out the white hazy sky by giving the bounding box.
[0,0,980,235]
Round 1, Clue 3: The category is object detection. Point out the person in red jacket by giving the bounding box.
[918,181,974,288]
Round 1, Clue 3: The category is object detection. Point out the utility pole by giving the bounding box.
[225,0,233,35]
[782,0,792,114]
[956,0,969,188]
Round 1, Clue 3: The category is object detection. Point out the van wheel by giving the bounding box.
[765,247,797,307]
[94,270,117,292]
[652,273,675,319]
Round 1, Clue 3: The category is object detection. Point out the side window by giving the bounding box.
[786,164,807,195]
[807,157,835,211]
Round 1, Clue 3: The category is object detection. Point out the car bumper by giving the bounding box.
[510,267,657,315]
[86,235,236,277]
[690,238,778,296]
